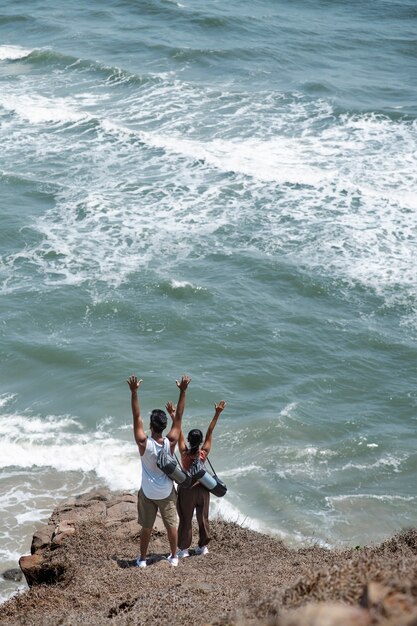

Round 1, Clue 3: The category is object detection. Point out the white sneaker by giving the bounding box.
[166,555,178,567]
[195,545,209,556]
[176,548,190,558]
[136,558,147,568]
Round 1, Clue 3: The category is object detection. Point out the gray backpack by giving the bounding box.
[156,440,192,487]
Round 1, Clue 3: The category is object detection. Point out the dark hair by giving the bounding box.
[187,429,203,455]
[150,409,167,433]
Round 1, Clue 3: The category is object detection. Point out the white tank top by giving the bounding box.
[141,437,173,500]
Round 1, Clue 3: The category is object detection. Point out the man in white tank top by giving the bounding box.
[127,373,191,568]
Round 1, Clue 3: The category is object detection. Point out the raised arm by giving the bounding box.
[166,374,191,446]
[166,401,187,454]
[178,430,187,455]
[202,400,226,456]
[127,375,147,455]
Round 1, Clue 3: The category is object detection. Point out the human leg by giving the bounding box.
[139,528,152,561]
[177,485,195,550]
[158,488,179,558]
[137,489,158,562]
[195,486,211,548]
[166,526,178,559]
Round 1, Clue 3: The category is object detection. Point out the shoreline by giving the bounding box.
[1,488,416,626]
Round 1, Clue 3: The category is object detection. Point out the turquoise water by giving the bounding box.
[1,0,417,601]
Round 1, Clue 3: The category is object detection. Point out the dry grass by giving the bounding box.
[1,521,416,626]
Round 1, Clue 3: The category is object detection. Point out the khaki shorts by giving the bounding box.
[137,487,178,529]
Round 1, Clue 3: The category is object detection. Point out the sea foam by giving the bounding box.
[0,410,140,491]
[0,45,32,61]
[1,78,415,321]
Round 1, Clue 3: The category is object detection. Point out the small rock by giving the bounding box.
[57,497,78,509]
[2,568,23,582]
[282,602,371,626]
[54,500,106,523]
[82,488,114,503]
[54,520,75,533]
[52,524,76,546]
[121,493,137,504]
[361,581,413,619]
[106,501,137,523]
[19,553,44,588]
[31,525,54,554]
[360,581,389,607]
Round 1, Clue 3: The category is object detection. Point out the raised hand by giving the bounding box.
[214,400,226,415]
[165,401,176,419]
[126,375,143,393]
[176,374,191,391]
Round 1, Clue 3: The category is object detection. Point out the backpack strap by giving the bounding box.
[174,452,187,471]
[205,455,217,476]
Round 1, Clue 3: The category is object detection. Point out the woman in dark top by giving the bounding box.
[167,400,226,557]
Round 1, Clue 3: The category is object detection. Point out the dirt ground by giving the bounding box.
[1,518,416,626]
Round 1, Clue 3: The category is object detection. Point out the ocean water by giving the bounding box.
[1,0,417,602]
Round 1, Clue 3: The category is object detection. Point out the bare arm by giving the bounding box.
[127,375,147,455]
[178,430,187,455]
[166,401,187,455]
[202,400,226,456]
[166,375,191,446]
